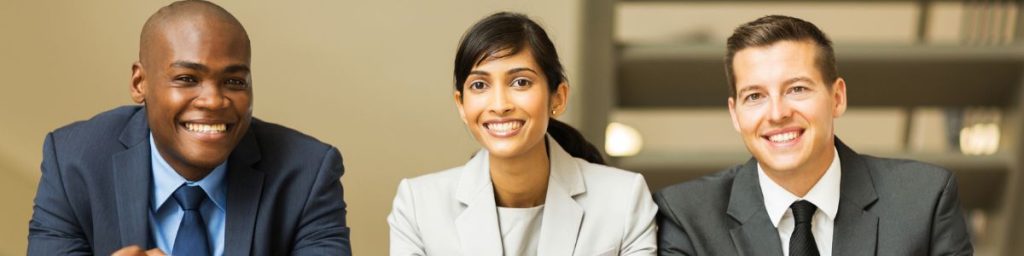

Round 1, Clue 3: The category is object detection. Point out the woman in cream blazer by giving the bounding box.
[388,12,657,256]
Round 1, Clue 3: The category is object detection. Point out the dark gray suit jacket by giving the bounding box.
[655,138,972,256]
[28,106,351,255]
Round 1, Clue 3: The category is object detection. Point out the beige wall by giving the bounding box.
[0,1,583,255]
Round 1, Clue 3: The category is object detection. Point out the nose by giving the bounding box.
[193,82,229,110]
[487,86,514,115]
[768,96,792,122]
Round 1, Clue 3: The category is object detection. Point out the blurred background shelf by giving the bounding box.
[619,44,1024,108]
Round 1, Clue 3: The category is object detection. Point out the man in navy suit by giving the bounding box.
[28,1,351,255]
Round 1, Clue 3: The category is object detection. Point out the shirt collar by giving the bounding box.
[149,133,228,212]
[757,148,841,227]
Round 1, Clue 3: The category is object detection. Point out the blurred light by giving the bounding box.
[606,122,643,157]
[969,209,988,241]
[959,123,1000,156]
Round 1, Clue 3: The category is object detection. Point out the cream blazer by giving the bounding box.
[388,138,658,256]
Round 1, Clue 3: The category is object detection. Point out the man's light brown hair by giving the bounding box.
[724,15,838,98]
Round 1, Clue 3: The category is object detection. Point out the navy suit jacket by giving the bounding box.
[29,106,351,255]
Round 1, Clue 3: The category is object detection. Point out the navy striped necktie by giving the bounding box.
[172,185,211,256]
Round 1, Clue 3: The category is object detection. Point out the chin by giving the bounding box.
[761,153,809,172]
[483,144,522,158]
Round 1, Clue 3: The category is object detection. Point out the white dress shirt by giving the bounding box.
[758,149,841,256]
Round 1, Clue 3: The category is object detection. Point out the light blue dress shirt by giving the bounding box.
[148,134,227,256]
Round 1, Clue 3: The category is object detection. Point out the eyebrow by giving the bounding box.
[507,67,538,75]
[170,61,250,74]
[223,64,251,74]
[736,85,763,96]
[782,76,815,86]
[468,67,539,77]
[171,61,208,72]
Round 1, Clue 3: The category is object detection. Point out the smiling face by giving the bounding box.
[455,48,567,159]
[728,40,846,175]
[130,13,252,180]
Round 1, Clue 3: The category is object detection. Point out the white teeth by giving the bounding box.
[487,121,522,133]
[768,131,799,143]
[185,123,227,133]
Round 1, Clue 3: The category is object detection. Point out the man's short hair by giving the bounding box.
[724,15,838,98]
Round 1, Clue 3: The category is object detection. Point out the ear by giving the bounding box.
[831,77,847,118]
[130,62,146,104]
[454,90,467,125]
[550,82,569,117]
[728,97,740,132]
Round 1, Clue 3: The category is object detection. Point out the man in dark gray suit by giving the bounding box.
[655,15,972,256]
[28,1,351,255]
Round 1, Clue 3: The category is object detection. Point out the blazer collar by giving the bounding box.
[726,157,784,256]
[454,149,502,255]
[224,119,265,256]
[454,135,586,255]
[113,106,154,248]
[454,135,586,203]
[113,107,267,254]
[537,135,585,256]
[832,138,879,256]
[724,137,880,255]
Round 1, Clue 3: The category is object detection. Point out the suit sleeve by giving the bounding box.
[621,174,658,256]
[654,191,697,256]
[290,146,352,255]
[387,179,426,256]
[929,173,973,255]
[28,132,92,255]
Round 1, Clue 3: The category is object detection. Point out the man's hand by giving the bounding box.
[111,245,165,256]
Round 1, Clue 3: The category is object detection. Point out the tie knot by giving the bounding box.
[172,185,207,211]
[790,200,817,224]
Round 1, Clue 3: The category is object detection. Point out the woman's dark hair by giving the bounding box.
[454,12,604,164]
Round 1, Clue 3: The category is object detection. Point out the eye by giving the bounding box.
[788,86,808,94]
[175,75,198,84]
[510,78,532,88]
[225,79,249,90]
[744,92,764,102]
[468,81,488,91]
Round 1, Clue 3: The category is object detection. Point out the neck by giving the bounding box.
[762,146,835,198]
[173,164,213,182]
[162,152,214,181]
[490,140,550,208]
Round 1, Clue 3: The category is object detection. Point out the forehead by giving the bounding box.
[473,47,540,73]
[146,17,251,66]
[732,40,822,86]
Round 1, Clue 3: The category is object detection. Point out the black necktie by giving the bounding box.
[789,200,820,256]
[172,185,212,256]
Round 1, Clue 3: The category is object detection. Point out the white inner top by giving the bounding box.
[497,205,545,256]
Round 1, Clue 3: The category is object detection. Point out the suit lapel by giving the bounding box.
[224,123,265,256]
[726,158,784,256]
[454,150,503,256]
[112,108,153,248]
[537,139,584,256]
[832,139,879,256]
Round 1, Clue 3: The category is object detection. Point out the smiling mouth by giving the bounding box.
[484,120,524,137]
[764,129,804,144]
[182,122,229,134]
